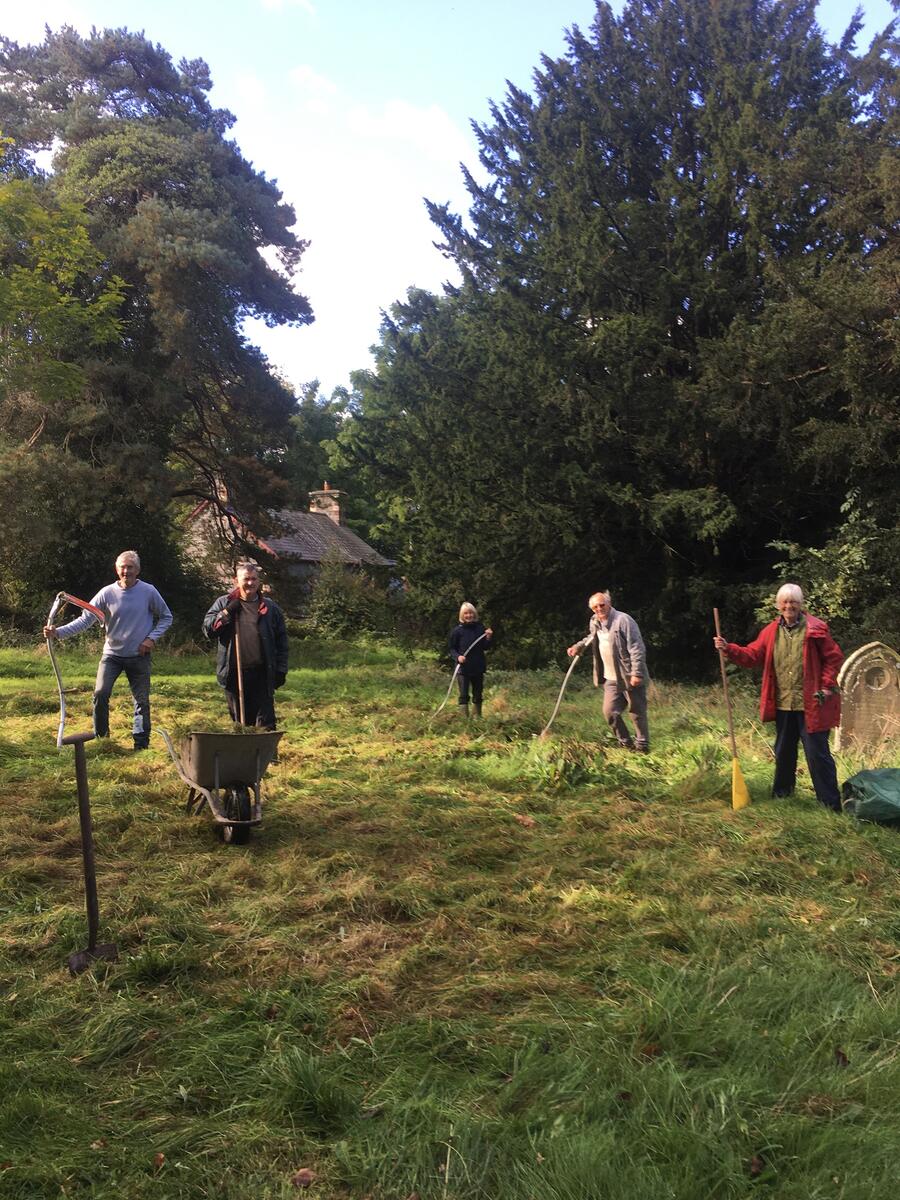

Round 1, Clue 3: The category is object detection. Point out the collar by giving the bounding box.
[778,613,806,631]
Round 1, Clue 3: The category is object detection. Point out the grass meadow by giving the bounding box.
[1,637,899,1199]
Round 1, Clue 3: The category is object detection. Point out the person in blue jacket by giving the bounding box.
[448,602,493,718]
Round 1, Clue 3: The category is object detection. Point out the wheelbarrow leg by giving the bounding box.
[63,732,118,975]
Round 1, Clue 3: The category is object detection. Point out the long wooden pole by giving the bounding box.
[233,609,246,726]
[713,608,738,757]
[713,607,750,810]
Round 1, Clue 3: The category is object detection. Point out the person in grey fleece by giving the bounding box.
[567,590,650,752]
[43,550,172,749]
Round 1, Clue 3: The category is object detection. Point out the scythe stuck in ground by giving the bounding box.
[46,592,118,974]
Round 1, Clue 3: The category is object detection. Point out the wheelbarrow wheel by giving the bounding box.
[220,785,251,845]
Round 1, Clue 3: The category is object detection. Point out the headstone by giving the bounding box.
[835,641,900,752]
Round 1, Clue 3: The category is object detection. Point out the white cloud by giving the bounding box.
[235,82,479,394]
[289,64,338,96]
[234,72,268,110]
[288,64,338,114]
[346,98,472,165]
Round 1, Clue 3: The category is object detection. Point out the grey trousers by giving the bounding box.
[603,681,649,749]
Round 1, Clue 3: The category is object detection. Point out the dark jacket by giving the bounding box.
[723,613,842,732]
[203,590,289,695]
[449,621,492,676]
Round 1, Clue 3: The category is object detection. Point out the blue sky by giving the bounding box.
[4,0,896,396]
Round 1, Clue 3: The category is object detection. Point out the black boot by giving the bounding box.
[474,701,482,718]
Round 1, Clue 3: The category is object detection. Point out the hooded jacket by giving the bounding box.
[722,614,842,732]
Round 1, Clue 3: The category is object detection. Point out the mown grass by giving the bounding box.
[1,639,899,1199]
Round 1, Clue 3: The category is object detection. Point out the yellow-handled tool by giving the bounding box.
[714,608,750,811]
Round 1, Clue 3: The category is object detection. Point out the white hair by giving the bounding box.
[116,550,140,569]
[588,591,612,608]
[776,583,804,604]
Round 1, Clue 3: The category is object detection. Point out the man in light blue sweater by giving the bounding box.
[44,550,173,749]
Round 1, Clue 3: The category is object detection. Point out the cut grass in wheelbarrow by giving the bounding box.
[160,728,282,844]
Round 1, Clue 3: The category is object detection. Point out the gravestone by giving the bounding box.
[835,641,900,752]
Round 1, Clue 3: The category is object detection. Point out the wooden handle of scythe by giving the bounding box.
[713,608,738,759]
[233,611,246,726]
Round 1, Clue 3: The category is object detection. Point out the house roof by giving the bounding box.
[264,508,394,568]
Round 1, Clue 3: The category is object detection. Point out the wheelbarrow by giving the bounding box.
[160,730,282,844]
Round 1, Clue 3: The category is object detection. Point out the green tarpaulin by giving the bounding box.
[842,769,900,824]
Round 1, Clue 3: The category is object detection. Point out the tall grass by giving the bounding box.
[0,642,898,1198]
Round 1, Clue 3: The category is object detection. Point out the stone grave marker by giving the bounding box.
[835,641,900,752]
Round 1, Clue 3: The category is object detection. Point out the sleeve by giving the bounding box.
[724,628,769,670]
[147,588,173,642]
[54,590,106,640]
[273,606,289,675]
[817,628,844,691]
[448,626,461,659]
[625,617,647,677]
[202,596,229,641]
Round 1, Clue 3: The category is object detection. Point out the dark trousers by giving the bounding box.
[94,653,152,746]
[773,709,840,811]
[457,672,484,707]
[225,664,276,730]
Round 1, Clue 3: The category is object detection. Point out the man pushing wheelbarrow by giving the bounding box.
[203,561,289,728]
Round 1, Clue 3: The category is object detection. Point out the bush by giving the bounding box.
[303,557,393,639]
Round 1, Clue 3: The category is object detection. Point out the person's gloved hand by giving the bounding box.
[274,671,287,688]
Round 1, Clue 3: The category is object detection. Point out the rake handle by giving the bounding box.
[713,608,738,759]
[233,612,246,726]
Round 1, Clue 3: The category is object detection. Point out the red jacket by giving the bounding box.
[723,614,843,732]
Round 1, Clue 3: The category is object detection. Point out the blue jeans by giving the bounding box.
[773,710,840,811]
[93,654,152,745]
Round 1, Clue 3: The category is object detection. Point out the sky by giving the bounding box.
[2,0,896,397]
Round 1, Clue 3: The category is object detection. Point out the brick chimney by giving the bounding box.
[309,481,345,525]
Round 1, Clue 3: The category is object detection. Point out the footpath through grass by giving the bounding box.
[1,638,899,1199]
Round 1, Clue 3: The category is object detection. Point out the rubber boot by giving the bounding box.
[474,701,482,718]
[461,702,470,719]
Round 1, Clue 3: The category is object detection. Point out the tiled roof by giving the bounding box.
[264,509,394,567]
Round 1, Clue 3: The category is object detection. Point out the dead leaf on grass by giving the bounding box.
[291,1167,317,1188]
[749,1154,765,1177]
[834,1047,849,1067]
[514,813,536,828]
[153,1152,165,1172]
[638,1042,662,1059]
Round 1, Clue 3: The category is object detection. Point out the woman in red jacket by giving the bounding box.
[713,584,843,811]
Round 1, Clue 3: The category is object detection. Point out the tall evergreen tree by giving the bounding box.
[338,0,899,666]
[0,28,312,609]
